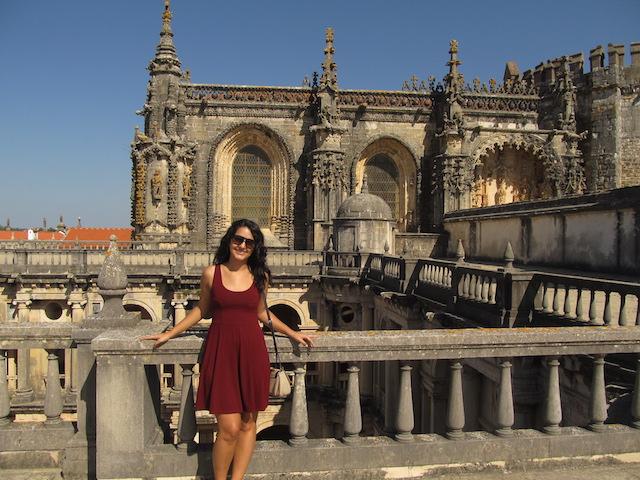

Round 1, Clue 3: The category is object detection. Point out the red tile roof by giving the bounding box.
[64,228,133,242]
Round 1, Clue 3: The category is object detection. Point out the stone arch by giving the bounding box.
[122,298,157,322]
[468,134,563,206]
[208,123,295,245]
[267,301,303,332]
[353,136,419,231]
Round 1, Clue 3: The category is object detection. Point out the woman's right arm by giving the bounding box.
[140,265,215,349]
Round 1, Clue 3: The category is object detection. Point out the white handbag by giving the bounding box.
[265,294,292,398]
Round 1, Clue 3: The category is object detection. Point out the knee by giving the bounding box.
[217,423,241,443]
[239,418,256,434]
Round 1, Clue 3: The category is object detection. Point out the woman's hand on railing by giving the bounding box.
[290,332,314,349]
[139,332,172,350]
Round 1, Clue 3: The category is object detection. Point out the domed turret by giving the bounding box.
[333,176,395,253]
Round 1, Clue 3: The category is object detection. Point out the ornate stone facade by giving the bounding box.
[130,3,639,248]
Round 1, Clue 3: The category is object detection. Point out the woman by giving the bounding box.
[141,219,314,480]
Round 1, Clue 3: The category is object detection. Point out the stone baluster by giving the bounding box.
[481,277,489,302]
[44,350,63,425]
[589,290,600,325]
[342,365,362,444]
[576,288,586,322]
[446,361,465,440]
[463,274,470,298]
[474,275,482,300]
[469,275,477,300]
[67,296,86,402]
[488,278,497,304]
[564,287,575,319]
[0,351,10,425]
[395,364,414,442]
[588,355,607,432]
[631,356,640,429]
[13,298,34,403]
[618,294,629,326]
[495,359,514,437]
[542,283,552,313]
[176,364,196,450]
[289,365,308,446]
[543,357,562,434]
[603,291,614,326]
[552,284,562,315]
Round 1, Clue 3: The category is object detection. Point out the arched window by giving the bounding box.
[365,154,399,218]
[232,146,272,227]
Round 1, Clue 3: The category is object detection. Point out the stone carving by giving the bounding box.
[556,59,577,131]
[319,28,338,91]
[167,160,177,226]
[133,159,147,225]
[151,169,163,204]
[310,151,348,191]
[182,169,191,200]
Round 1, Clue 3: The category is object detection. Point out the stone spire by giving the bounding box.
[445,39,462,92]
[319,27,338,91]
[148,0,182,76]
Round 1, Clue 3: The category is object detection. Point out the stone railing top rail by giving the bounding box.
[91,323,640,364]
[0,323,73,349]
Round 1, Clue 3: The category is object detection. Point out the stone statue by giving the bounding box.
[494,180,507,205]
[151,169,163,203]
[182,173,191,200]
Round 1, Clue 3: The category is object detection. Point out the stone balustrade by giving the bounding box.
[0,323,76,459]
[532,273,640,326]
[0,248,323,276]
[2,321,640,478]
[85,324,640,479]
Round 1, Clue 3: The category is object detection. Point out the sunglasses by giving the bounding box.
[231,234,256,249]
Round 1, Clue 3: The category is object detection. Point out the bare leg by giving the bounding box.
[214,413,241,480]
[230,411,258,480]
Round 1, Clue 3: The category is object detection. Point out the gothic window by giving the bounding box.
[232,146,272,227]
[365,154,399,218]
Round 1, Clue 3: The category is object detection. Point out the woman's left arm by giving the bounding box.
[258,288,314,348]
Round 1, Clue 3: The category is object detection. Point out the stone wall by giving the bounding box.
[443,186,640,274]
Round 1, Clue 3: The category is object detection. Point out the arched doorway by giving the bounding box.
[124,303,154,321]
[268,303,301,332]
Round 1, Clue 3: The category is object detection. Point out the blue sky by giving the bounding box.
[1,0,638,228]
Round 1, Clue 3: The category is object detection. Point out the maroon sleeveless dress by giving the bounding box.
[195,265,270,414]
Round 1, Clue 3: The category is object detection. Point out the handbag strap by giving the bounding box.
[264,291,283,370]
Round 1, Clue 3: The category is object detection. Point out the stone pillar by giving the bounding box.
[176,364,196,450]
[543,357,562,434]
[96,356,162,478]
[169,299,188,402]
[12,298,33,403]
[588,354,607,432]
[289,364,308,446]
[495,359,514,437]
[0,351,10,425]
[67,295,86,402]
[342,364,362,444]
[44,350,63,425]
[395,364,414,442]
[446,361,465,440]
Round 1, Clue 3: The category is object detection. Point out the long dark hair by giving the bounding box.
[214,219,270,294]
